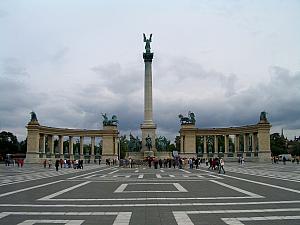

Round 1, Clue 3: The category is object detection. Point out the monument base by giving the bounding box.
[144,151,154,158]
[141,123,157,152]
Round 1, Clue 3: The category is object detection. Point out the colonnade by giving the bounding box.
[26,119,119,163]
[179,115,271,161]
[38,134,101,159]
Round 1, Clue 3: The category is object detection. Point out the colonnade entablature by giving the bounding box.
[26,117,119,163]
[179,113,271,162]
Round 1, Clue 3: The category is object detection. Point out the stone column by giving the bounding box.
[180,124,196,158]
[91,136,95,162]
[40,134,46,155]
[69,136,73,159]
[141,37,156,153]
[203,136,207,154]
[48,135,54,156]
[235,134,240,152]
[80,136,84,159]
[257,123,271,161]
[224,135,229,153]
[244,133,249,152]
[252,133,258,152]
[59,135,64,157]
[101,125,118,161]
[26,122,40,163]
[214,135,218,153]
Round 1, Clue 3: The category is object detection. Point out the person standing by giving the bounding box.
[43,159,47,168]
[283,156,286,165]
[55,159,59,171]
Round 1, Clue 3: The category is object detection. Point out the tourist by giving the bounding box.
[59,159,63,168]
[205,158,208,167]
[241,157,245,167]
[283,156,286,165]
[159,159,163,168]
[48,159,52,168]
[55,159,59,171]
[218,158,225,174]
[43,159,47,168]
[195,158,199,169]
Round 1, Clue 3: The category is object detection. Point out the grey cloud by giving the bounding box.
[1,58,29,77]
[91,63,143,95]
[0,10,8,18]
[50,47,69,63]
[1,57,299,142]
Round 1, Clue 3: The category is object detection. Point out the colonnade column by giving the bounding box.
[224,135,229,154]
[235,134,240,153]
[40,134,46,156]
[80,136,84,159]
[203,136,207,155]
[59,135,63,156]
[48,135,54,156]
[252,133,258,152]
[69,136,73,159]
[91,136,95,161]
[244,134,249,152]
[214,135,218,153]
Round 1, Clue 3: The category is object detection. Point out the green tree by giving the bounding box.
[0,131,19,157]
[19,139,27,153]
[270,133,287,156]
[291,141,300,156]
[119,135,128,159]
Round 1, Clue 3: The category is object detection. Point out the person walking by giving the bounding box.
[218,158,225,174]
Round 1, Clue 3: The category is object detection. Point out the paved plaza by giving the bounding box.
[0,161,299,225]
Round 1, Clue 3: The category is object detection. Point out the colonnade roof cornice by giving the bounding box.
[180,122,271,136]
[35,125,119,137]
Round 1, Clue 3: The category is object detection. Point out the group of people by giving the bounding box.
[43,159,84,171]
[125,157,226,174]
[207,157,225,173]
[5,158,24,167]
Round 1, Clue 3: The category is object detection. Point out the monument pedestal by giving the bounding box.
[141,123,157,152]
[143,151,154,158]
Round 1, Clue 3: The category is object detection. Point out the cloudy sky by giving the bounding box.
[0,0,300,141]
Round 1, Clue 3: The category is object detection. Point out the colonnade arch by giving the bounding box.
[26,119,119,163]
[180,114,271,161]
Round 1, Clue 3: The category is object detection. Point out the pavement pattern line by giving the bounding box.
[222,173,300,194]
[173,208,300,225]
[113,182,187,193]
[0,180,63,198]
[0,212,132,225]
[2,200,300,207]
[17,219,85,225]
[221,215,300,225]
[209,180,264,198]
[38,181,91,200]
[37,196,260,201]
[70,167,116,179]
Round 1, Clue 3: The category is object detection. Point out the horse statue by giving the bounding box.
[110,115,118,125]
[101,113,118,126]
[101,113,109,126]
[156,136,170,151]
[178,111,196,125]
